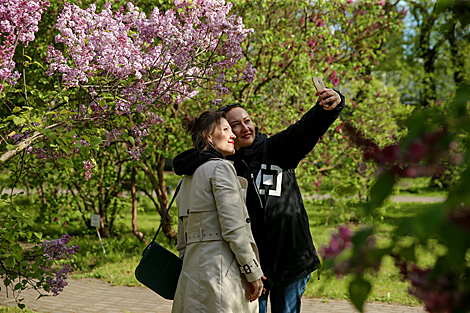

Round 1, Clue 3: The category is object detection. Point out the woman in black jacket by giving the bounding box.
[218,87,345,313]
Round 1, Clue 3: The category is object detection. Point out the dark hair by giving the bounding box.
[182,110,226,150]
[216,102,242,113]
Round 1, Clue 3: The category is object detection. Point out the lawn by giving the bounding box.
[6,174,448,308]
[11,191,442,307]
[303,200,444,306]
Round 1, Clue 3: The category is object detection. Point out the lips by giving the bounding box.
[242,133,252,139]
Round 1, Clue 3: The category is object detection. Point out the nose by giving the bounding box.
[241,123,249,132]
[229,130,236,139]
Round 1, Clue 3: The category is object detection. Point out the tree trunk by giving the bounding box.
[448,22,466,86]
[414,2,439,107]
[140,162,177,240]
[131,166,148,244]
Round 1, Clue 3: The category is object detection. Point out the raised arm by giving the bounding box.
[265,89,345,169]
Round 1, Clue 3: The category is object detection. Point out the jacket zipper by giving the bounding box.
[251,173,264,209]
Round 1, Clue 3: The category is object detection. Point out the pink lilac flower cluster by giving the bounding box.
[391,207,470,312]
[0,0,50,92]
[103,127,123,147]
[83,159,95,181]
[320,227,354,276]
[145,112,164,127]
[46,0,252,102]
[392,254,469,313]
[127,143,147,161]
[342,121,456,178]
[42,234,79,262]
[241,61,257,83]
[45,1,253,160]
[46,264,70,296]
[41,234,79,296]
[321,227,379,277]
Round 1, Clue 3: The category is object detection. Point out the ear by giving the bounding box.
[203,130,212,144]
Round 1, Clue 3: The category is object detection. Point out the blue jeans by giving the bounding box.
[259,273,311,313]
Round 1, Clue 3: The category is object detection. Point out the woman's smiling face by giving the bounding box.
[208,118,236,156]
[224,107,255,150]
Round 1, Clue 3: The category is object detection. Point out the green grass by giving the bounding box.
[17,192,445,307]
[304,201,444,305]
[0,306,39,313]
[395,190,448,198]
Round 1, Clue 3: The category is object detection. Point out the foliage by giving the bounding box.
[0,0,254,306]
[321,82,470,312]
[0,192,79,308]
[212,0,410,223]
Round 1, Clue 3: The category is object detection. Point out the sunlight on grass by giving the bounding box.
[305,200,445,306]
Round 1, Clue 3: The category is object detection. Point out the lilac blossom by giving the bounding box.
[0,0,50,93]
[83,159,96,181]
[242,62,257,83]
[104,127,123,147]
[42,234,79,296]
[42,234,79,262]
[321,227,379,277]
[46,265,70,296]
[47,0,254,110]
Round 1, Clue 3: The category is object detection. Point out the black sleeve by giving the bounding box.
[264,89,346,169]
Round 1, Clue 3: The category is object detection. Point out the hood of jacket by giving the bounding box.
[173,146,225,176]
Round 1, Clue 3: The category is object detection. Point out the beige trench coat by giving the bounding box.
[171,159,263,313]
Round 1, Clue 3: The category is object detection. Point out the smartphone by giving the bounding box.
[312,77,326,92]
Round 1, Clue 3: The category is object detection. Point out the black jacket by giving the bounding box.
[227,92,345,288]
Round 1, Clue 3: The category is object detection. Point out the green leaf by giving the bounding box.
[5,256,16,268]
[90,136,102,145]
[6,144,16,151]
[79,145,90,157]
[365,171,395,214]
[13,107,22,113]
[351,228,373,253]
[64,159,74,168]
[12,116,26,125]
[349,275,371,312]
[65,130,76,138]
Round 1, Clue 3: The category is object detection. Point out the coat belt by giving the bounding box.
[185,228,223,245]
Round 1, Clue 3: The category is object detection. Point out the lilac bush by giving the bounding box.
[3,0,256,169]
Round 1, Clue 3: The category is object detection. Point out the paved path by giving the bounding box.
[390,195,445,203]
[308,194,446,204]
[1,278,426,313]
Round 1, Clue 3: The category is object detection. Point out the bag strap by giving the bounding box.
[151,178,183,243]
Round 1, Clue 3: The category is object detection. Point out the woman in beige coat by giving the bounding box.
[171,110,264,313]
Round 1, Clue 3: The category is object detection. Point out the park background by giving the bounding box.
[1,0,469,312]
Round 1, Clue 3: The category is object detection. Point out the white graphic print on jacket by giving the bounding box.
[255,164,283,197]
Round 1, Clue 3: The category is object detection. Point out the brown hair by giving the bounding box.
[216,102,242,113]
[182,110,225,150]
